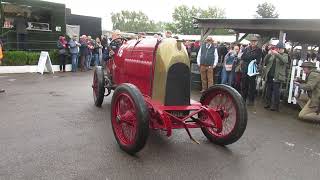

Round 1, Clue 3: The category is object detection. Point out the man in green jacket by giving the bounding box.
[263,42,288,111]
[295,62,320,122]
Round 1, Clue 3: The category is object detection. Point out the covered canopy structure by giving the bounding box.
[193,18,320,43]
[193,18,320,60]
[193,18,320,100]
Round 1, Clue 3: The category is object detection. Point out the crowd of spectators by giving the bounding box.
[192,35,292,112]
[57,34,109,72]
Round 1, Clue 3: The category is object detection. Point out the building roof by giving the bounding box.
[177,34,250,44]
[193,18,320,44]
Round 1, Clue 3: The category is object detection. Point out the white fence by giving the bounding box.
[0,64,72,74]
[287,59,320,104]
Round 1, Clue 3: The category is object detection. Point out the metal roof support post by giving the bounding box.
[279,30,286,43]
[238,33,248,43]
[236,32,239,42]
[200,28,213,42]
[301,44,308,61]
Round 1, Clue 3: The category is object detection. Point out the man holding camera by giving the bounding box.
[295,62,320,122]
[263,42,288,111]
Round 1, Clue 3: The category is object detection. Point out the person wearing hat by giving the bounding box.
[294,62,320,122]
[137,32,146,41]
[197,37,219,92]
[165,31,172,38]
[107,30,122,60]
[263,42,288,111]
[240,35,263,105]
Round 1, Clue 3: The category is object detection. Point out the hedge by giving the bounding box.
[0,50,65,66]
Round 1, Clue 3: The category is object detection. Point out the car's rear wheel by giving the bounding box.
[111,83,149,155]
[92,66,105,107]
[200,84,247,145]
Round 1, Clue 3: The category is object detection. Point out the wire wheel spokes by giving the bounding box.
[113,93,137,145]
[207,91,237,137]
[92,73,98,98]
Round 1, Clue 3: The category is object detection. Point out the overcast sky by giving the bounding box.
[45,0,320,30]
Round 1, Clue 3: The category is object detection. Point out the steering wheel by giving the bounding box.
[108,37,128,58]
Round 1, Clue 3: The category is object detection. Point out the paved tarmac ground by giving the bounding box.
[0,72,320,180]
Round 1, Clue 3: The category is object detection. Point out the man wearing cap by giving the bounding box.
[197,37,219,92]
[295,62,320,122]
[263,42,288,111]
[108,30,122,59]
[137,32,146,41]
[165,31,172,38]
[240,36,262,105]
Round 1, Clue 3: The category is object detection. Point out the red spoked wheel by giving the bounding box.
[92,66,105,107]
[111,83,149,155]
[200,84,247,145]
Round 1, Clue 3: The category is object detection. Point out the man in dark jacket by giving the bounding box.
[240,36,262,105]
[263,42,288,111]
[218,43,228,63]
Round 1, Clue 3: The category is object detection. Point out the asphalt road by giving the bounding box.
[1,72,320,180]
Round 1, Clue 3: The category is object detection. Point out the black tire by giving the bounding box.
[200,84,247,145]
[93,66,105,107]
[111,83,149,155]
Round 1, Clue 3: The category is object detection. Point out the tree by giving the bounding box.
[171,5,226,35]
[111,10,158,32]
[171,5,200,35]
[200,7,225,19]
[163,22,177,33]
[255,2,279,18]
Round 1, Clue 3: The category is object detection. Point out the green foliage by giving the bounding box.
[110,7,227,35]
[172,5,201,35]
[256,2,279,18]
[171,5,226,35]
[111,10,159,32]
[154,21,167,32]
[164,22,177,34]
[49,50,60,65]
[0,50,60,66]
[25,52,40,65]
[1,51,28,66]
[199,7,225,19]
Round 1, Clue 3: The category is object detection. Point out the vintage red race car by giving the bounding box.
[92,37,247,155]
